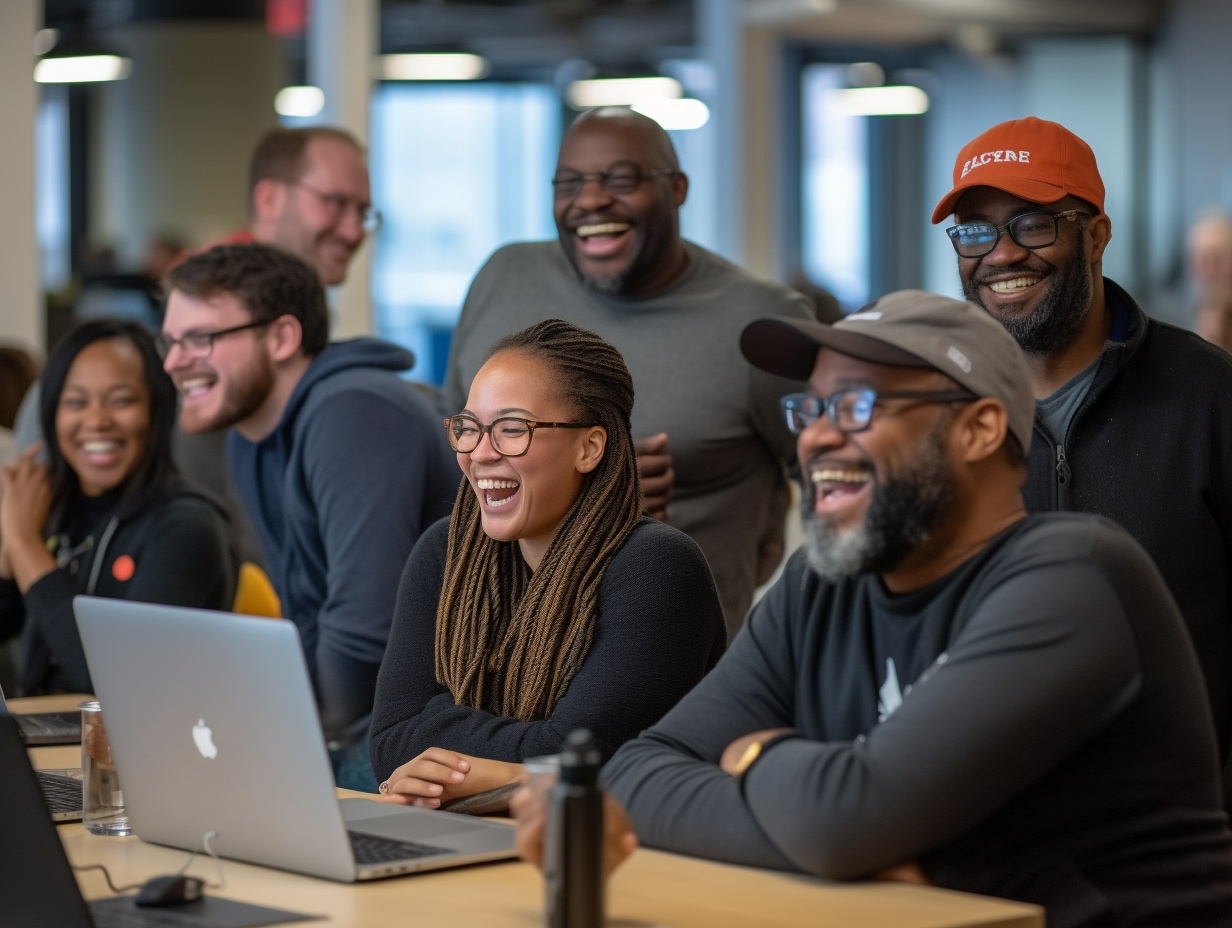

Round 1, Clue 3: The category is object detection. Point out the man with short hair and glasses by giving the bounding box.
[513,290,1232,928]
[240,126,379,287]
[161,243,457,791]
[934,116,1232,812]
[445,107,814,635]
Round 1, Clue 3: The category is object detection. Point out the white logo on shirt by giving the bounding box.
[878,658,904,723]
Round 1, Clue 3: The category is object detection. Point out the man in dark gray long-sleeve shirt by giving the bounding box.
[513,289,1232,928]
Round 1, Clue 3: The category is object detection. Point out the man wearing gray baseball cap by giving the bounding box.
[517,289,1232,928]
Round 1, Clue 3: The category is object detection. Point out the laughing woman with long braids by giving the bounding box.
[370,319,725,806]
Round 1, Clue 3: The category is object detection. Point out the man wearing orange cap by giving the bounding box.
[933,116,1232,810]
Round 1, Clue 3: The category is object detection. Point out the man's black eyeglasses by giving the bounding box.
[444,414,592,457]
[551,168,676,199]
[946,209,1091,259]
[155,321,270,360]
[781,388,976,435]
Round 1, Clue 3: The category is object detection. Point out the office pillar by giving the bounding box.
[698,0,745,266]
[309,0,377,337]
[0,0,42,351]
[742,25,784,280]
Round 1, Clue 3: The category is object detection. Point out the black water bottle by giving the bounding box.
[545,728,604,928]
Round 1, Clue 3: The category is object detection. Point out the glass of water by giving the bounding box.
[79,700,131,836]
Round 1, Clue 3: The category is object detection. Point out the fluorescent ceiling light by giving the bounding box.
[275,85,325,118]
[567,76,683,109]
[633,98,711,131]
[34,54,132,84]
[832,85,929,117]
[379,53,489,81]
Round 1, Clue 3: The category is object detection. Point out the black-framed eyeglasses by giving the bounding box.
[945,209,1091,259]
[444,414,592,457]
[155,320,270,360]
[781,388,977,435]
[551,168,676,199]
[291,180,383,233]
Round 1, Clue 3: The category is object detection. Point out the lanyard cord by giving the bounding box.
[84,517,120,596]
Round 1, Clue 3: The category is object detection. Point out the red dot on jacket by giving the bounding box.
[112,555,135,582]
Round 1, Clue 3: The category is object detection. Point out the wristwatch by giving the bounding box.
[732,731,798,777]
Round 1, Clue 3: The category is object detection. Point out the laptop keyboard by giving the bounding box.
[348,830,451,865]
[37,770,83,817]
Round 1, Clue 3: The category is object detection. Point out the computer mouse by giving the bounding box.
[134,874,205,907]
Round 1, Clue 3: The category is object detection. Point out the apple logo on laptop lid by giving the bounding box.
[192,719,218,759]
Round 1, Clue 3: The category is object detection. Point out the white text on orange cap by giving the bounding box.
[960,149,1031,178]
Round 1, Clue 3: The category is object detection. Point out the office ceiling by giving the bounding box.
[44,0,1169,75]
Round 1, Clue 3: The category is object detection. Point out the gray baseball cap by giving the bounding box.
[740,289,1034,451]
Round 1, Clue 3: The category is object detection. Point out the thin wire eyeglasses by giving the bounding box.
[946,209,1091,259]
[155,320,270,360]
[781,388,977,435]
[551,168,676,199]
[291,180,383,233]
[444,414,592,457]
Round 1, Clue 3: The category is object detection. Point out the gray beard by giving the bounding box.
[802,420,955,582]
[964,231,1093,356]
[583,271,627,294]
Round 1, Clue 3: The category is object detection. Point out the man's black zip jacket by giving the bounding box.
[1024,277,1232,808]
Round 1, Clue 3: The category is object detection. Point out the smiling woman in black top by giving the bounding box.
[370,319,725,808]
[0,319,233,694]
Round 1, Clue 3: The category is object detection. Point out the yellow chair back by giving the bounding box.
[232,562,282,618]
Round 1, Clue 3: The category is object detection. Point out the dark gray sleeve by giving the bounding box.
[601,575,806,871]
[442,255,502,415]
[370,522,726,779]
[606,559,1142,879]
[300,393,455,739]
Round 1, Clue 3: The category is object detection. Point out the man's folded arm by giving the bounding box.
[601,588,805,871]
[741,564,1141,879]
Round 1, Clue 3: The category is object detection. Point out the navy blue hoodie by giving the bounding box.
[228,338,458,741]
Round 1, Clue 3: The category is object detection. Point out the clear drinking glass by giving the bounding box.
[79,700,131,836]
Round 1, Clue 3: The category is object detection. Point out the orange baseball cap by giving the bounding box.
[930,116,1105,224]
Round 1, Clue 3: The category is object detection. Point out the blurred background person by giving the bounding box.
[0,345,39,468]
[1196,286,1232,354]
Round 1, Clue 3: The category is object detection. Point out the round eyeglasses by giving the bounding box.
[444,414,592,457]
[781,388,976,435]
[946,209,1091,259]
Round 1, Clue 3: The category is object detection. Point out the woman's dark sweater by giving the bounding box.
[370,516,726,780]
[0,485,233,694]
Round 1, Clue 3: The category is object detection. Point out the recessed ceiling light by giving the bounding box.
[566,77,683,109]
[274,85,326,118]
[379,54,490,81]
[832,85,930,117]
[34,54,132,84]
[633,98,711,131]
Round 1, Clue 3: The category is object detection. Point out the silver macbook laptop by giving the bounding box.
[0,681,82,745]
[0,682,85,820]
[73,596,516,882]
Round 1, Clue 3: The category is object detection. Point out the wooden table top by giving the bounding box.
[13,694,1042,928]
